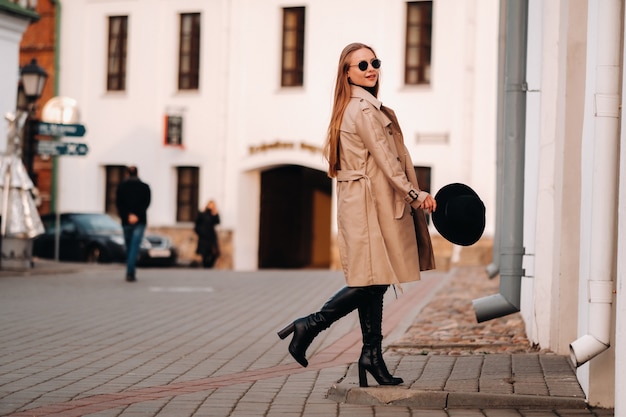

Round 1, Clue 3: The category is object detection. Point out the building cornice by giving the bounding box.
[0,0,40,23]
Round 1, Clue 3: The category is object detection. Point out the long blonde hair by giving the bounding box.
[324,43,379,177]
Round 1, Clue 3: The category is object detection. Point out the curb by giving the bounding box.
[326,384,589,409]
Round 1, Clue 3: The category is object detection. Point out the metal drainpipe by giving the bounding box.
[473,0,527,323]
[569,0,620,368]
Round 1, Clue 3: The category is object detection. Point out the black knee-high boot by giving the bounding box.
[357,285,403,387]
[277,286,367,367]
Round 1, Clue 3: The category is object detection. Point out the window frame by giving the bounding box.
[405,1,433,85]
[107,15,128,92]
[164,114,184,146]
[280,7,306,87]
[104,165,127,216]
[414,166,432,194]
[176,166,199,222]
[178,12,202,91]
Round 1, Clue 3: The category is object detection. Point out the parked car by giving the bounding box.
[33,213,178,267]
[137,234,178,267]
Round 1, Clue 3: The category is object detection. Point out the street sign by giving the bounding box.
[37,122,86,137]
[36,141,89,156]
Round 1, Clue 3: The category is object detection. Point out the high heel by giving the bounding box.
[277,287,369,368]
[358,352,404,387]
[277,323,294,339]
[278,320,309,367]
[358,363,368,387]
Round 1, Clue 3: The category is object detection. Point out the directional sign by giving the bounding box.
[36,141,89,156]
[37,122,86,137]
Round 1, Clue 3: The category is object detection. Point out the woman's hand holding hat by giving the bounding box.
[419,194,437,213]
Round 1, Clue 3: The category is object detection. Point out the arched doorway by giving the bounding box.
[258,165,332,268]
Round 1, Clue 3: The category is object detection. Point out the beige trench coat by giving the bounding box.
[337,86,435,287]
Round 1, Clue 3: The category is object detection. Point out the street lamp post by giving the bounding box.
[0,59,48,270]
[19,58,48,184]
[20,58,48,104]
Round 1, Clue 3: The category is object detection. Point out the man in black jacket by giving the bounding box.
[116,165,151,282]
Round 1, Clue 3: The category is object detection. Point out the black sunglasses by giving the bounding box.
[350,59,382,71]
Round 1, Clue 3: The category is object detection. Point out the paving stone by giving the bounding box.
[0,264,613,416]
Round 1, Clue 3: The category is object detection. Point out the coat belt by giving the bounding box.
[336,169,367,182]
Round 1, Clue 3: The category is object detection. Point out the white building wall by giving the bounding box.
[528,0,563,351]
[616,41,626,412]
[616,5,626,411]
[58,0,231,227]
[525,0,584,354]
[57,0,498,269]
[521,0,542,346]
[524,0,621,409]
[229,0,498,269]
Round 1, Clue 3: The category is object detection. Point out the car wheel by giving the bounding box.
[86,246,103,263]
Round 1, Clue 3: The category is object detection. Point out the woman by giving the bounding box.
[278,43,437,387]
[194,200,221,268]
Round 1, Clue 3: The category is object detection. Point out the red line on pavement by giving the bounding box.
[6,274,445,416]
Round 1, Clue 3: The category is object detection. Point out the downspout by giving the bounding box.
[569,0,620,367]
[473,0,527,322]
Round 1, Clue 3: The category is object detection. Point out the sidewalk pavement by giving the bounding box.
[327,354,589,410]
[0,258,110,277]
[0,259,615,416]
[327,265,613,415]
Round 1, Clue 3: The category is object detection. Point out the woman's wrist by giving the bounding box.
[409,191,428,209]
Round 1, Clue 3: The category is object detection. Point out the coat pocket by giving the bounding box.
[395,200,407,219]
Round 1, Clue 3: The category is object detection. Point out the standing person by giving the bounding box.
[194,200,221,268]
[277,43,437,387]
[116,165,151,282]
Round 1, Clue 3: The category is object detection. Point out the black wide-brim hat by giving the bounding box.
[432,183,485,246]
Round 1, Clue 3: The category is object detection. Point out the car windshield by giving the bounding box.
[72,214,122,233]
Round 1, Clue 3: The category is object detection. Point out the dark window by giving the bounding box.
[178,13,201,90]
[165,115,183,146]
[107,16,128,91]
[405,2,433,85]
[176,166,199,222]
[105,165,127,216]
[414,166,432,193]
[281,7,305,87]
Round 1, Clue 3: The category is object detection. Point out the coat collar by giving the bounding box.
[351,85,382,109]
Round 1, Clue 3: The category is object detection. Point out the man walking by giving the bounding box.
[116,165,151,282]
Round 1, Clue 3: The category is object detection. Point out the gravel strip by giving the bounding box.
[391,266,540,356]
